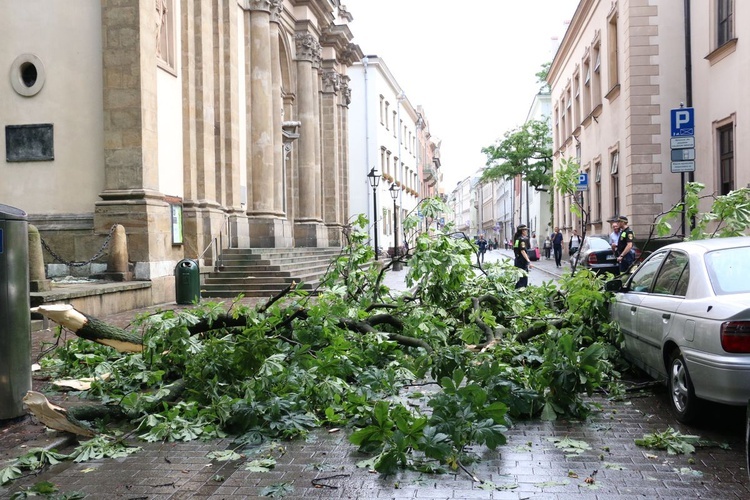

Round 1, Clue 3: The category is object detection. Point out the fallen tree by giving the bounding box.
[22,208,622,479]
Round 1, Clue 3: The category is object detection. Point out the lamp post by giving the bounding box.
[367,167,381,259]
[389,183,402,271]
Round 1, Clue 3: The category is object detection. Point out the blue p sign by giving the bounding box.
[671,108,694,136]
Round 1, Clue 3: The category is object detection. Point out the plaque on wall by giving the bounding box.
[5,124,54,162]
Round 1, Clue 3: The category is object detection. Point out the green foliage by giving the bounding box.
[481,119,553,190]
[23,212,627,482]
[635,428,701,455]
[655,182,750,240]
[71,436,141,463]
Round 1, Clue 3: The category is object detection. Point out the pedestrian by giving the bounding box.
[608,217,621,251]
[616,216,635,273]
[552,226,564,267]
[543,236,551,259]
[569,229,581,256]
[477,234,487,264]
[529,231,539,261]
[513,225,532,288]
[493,237,499,251]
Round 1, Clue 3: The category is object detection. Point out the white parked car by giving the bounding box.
[606,236,750,423]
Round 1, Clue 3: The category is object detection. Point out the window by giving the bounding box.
[653,251,690,296]
[607,11,619,91]
[582,58,592,117]
[718,123,734,195]
[610,150,620,217]
[595,161,602,222]
[392,112,397,137]
[385,102,390,130]
[379,96,385,124]
[610,150,619,175]
[156,0,176,72]
[630,252,667,293]
[718,0,734,46]
[592,43,602,108]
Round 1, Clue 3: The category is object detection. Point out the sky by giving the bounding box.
[345,0,580,190]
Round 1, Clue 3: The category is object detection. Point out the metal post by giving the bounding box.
[372,185,379,259]
[367,167,381,260]
[390,183,402,271]
[392,197,401,271]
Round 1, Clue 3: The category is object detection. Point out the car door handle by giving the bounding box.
[662,313,671,320]
[630,306,637,312]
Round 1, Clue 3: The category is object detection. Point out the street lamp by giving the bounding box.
[367,167,381,260]
[389,183,402,271]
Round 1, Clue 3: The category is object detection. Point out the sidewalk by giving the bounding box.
[3,259,750,499]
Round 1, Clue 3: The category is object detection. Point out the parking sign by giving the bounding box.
[671,108,695,137]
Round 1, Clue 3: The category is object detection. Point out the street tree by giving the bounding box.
[480,119,553,191]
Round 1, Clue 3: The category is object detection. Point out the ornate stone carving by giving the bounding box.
[155,0,168,58]
[340,75,351,106]
[247,0,273,13]
[295,33,320,62]
[322,70,340,94]
[269,0,283,22]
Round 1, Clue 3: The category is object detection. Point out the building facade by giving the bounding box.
[549,0,685,241]
[348,56,429,253]
[1,0,360,302]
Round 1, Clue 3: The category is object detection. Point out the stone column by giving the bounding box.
[96,0,171,299]
[269,1,284,216]
[243,0,290,247]
[320,68,341,245]
[312,53,323,221]
[247,2,274,216]
[338,75,352,240]
[294,32,327,247]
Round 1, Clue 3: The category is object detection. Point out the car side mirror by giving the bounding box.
[605,279,623,292]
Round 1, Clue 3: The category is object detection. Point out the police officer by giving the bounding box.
[616,216,635,273]
[513,224,532,288]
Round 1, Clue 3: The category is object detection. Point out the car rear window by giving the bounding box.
[705,247,750,295]
[587,237,611,250]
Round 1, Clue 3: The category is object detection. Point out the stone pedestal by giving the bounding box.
[249,217,293,248]
[294,221,329,248]
[28,225,52,292]
[326,224,343,247]
[228,214,250,248]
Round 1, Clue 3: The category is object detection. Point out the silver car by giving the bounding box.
[607,236,750,423]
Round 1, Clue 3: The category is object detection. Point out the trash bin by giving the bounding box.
[175,259,200,305]
[0,204,31,420]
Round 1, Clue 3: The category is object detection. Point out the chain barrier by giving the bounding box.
[39,224,119,268]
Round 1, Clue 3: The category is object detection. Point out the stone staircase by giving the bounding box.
[200,247,342,298]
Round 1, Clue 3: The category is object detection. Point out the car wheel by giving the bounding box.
[667,350,700,423]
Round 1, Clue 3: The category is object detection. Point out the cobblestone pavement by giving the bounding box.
[3,252,750,499]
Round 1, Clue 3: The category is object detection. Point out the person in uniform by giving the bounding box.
[616,216,635,273]
[513,225,532,288]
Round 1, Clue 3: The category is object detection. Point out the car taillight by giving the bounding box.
[587,254,598,264]
[721,321,750,353]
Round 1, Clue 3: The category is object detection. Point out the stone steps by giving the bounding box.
[201,247,340,298]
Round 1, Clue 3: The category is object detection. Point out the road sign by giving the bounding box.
[670,136,694,149]
[671,160,695,173]
[671,107,695,136]
[671,148,695,161]
[576,173,588,191]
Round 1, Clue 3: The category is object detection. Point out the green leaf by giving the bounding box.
[206,450,243,462]
[244,458,276,472]
[0,465,23,485]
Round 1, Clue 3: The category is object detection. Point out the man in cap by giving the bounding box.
[615,216,635,273]
[513,224,532,288]
[607,216,621,251]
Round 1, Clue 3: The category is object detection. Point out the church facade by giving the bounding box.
[1,0,361,302]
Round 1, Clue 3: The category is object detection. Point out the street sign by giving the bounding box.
[576,173,588,191]
[671,107,695,136]
[670,136,694,149]
[671,148,695,161]
[671,160,695,173]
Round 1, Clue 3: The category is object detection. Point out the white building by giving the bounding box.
[348,56,422,254]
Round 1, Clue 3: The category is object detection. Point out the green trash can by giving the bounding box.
[175,259,200,305]
[0,204,31,420]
